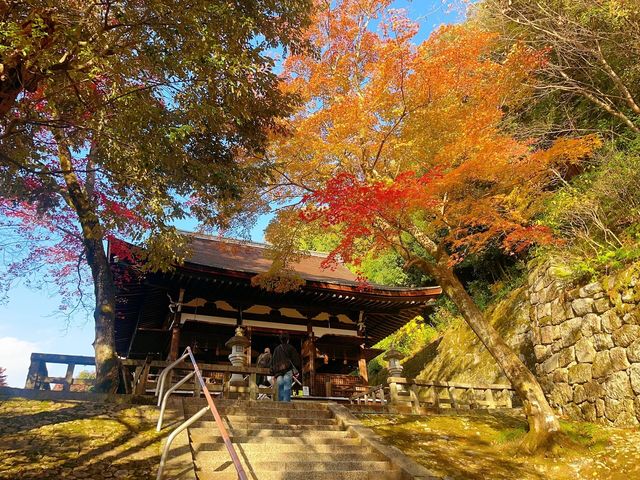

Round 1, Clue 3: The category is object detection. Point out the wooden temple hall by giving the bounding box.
[111,233,441,398]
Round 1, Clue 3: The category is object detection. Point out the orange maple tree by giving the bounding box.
[263,0,600,451]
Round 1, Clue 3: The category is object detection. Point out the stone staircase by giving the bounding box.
[180,399,410,480]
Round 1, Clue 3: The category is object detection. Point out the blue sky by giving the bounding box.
[0,1,463,387]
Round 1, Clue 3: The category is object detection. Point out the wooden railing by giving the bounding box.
[25,353,96,391]
[350,384,387,405]
[350,377,516,413]
[121,359,274,400]
[313,372,367,398]
[386,377,516,413]
[24,353,274,399]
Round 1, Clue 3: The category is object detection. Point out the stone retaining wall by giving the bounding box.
[528,263,640,426]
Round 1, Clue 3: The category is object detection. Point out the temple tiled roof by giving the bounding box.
[185,233,359,286]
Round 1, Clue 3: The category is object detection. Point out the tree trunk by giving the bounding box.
[417,247,560,452]
[85,236,119,393]
[56,135,119,392]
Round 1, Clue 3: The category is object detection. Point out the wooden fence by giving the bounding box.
[120,358,274,400]
[24,353,275,400]
[25,353,96,392]
[351,377,516,413]
[351,384,387,405]
[313,373,368,398]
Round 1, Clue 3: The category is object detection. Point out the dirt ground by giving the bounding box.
[358,411,640,480]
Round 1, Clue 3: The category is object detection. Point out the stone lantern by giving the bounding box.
[384,346,405,378]
[225,326,251,386]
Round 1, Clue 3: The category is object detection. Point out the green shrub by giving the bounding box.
[541,142,640,278]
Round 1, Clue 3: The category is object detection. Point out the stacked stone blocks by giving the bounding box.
[528,263,640,426]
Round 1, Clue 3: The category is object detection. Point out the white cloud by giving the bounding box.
[0,337,40,388]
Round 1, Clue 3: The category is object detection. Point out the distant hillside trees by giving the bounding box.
[475,0,640,276]
[478,0,640,136]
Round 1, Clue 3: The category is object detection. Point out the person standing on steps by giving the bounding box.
[270,332,301,402]
[256,347,272,387]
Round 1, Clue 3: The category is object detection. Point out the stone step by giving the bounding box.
[347,404,386,412]
[196,469,401,480]
[190,435,363,446]
[195,459,393,473]
[188,413,336,426]
[184,406,334,419]
[182,399,330,411]
[188,427,354,442]
[222,415,336,426]
[194,451,382,464]
[193,420,343,431]
[190,441,372,455]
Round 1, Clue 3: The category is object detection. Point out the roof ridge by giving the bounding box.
[178,229,332,259]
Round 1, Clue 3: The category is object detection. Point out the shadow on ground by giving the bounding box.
[0,396,164,480]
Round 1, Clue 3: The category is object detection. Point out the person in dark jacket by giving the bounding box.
[270,332,301,402]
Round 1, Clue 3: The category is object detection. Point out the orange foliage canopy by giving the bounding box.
[266,0,599,271]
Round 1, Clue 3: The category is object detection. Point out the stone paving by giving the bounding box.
[0,395,163,480]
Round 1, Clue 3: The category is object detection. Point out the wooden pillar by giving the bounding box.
[235,304,244,327]
[169,323,181,361]
[63,363,75,392]
[168,288,185,361]
[246,326,252,366]
[358,351,368,383]
[302,336,316,395]
[357,311,368,383]
[303,317,316,395]
[25,356,49,390]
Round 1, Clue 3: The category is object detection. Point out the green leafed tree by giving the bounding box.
[0,0,313,391]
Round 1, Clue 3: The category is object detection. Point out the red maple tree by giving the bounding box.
[263,0,600,451]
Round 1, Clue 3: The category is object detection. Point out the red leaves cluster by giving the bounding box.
[96,192,150,228]
[301,171,438,268]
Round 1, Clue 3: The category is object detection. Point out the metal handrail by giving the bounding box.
[155,347,248,480]
[155,351,190,404]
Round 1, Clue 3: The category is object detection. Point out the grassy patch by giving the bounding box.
[359,412,635,480]
[559,420,611,451]
[495,425,527,444]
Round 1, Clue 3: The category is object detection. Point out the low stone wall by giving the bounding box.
[528,263,640,426]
